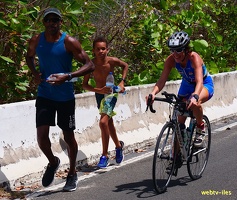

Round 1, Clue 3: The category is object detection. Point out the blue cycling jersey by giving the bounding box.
[175,60,214,100]
[175,60,208,83]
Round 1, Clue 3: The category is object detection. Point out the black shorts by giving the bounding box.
[35,96,75,131]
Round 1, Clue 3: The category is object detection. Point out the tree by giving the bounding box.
[0,0,236,103]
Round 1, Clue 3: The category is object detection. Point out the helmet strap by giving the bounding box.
[181,50,188,62]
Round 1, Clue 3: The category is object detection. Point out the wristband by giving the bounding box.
[121,78,126,83]
[192,94,199,102]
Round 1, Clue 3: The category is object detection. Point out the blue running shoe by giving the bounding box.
[116,141,124,164]
[97,156,109,168]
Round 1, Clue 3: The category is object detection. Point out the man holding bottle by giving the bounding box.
[25,7,94,191]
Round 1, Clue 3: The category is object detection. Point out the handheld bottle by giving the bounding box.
[105,72,114,103]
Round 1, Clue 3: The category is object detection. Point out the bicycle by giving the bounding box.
[146,91,211,194]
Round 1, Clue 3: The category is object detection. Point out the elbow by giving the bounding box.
[82,83,89,91]
[82,82,86,90]
[89,61,95,72]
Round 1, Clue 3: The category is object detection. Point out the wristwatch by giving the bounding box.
[121,78,126,83]
[67,73,72,81]
[192,94,199,102]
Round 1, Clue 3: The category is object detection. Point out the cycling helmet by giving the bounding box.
[167,31,190,50]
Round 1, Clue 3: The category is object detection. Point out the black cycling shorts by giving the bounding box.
[35,96,75,131]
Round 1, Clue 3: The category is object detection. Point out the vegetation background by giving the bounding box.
[0,0,236,104]
[0,0,236,198]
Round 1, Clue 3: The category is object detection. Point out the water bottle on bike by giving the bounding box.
[179,124,188,148]
[186,127,191,149]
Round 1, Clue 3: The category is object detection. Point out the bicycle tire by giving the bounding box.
[187,115,211,180]
[152,122,176,194]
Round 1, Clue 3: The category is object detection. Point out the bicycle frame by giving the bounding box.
[170,104,195,162]
[146,91,195,162]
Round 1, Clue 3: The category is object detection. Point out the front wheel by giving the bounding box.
[187,115,211,180]
[152,122,176,194]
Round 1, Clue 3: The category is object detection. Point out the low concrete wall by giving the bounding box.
[0,71,237,187]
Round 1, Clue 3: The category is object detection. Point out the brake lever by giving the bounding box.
[146,94,156,113]
[146,94,152,112]
[150,104,156,113]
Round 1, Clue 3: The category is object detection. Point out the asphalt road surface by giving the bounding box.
[27,116,237,200]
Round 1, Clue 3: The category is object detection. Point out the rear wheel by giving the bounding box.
[187,115,211,180]
[152,122,176,194]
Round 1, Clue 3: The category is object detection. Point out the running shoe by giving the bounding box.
[115,141,124,164]
[63,173,78,192]
[97,155,109,168]
[194,122,205,147]
[42,156,60,187]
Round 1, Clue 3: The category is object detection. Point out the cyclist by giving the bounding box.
[148,31,214,152]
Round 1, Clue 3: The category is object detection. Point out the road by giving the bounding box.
[27,116,237,200]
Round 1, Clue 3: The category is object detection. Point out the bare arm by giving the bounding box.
[186,52,204,109]
[109,57,129,92]
[190,52,204,96]
[151,55,174,96]
[65,35,94,78]
[82,74,91,91]
[25,35,42,84]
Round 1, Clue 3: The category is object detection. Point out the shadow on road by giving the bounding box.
[113,179,157,198]
[113,175,194,198]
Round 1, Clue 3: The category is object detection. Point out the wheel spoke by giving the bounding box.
[187,115,211,180]
[153,122,176,194]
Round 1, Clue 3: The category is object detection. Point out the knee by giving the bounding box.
[99,119,108,129]
[191,104,202,112]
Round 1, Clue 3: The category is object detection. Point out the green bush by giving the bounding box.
[0,0,236,104]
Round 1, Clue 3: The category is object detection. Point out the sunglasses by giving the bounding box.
[44,18,61,23]
[170,48,184,53]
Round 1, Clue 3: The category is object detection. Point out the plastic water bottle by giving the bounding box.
[186,127,191,150]
[47,73,78,82]
[179,124,187,147]
[106,72,114,90]
[113,86,126,95]
[66,77,78,82]
[105,72,114,103]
